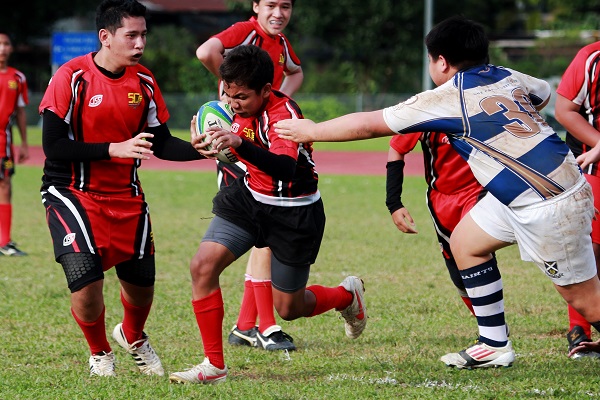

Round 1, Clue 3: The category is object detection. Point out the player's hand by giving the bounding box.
[391,207,418,234]
[275,119,317,143]
[109,132,154,159]
[577,143,600,169]
[567,340,600,357]
[190,116,217,158]
[209,129,242,150]
[18,144,29,163]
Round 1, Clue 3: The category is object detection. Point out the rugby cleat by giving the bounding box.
[339,276,367,339]
[112,323,164,376]
[256,325,296,351]
[169,358,228,384]
[89,351,116,377]
[228,325,258,347]
[440,341,515,369]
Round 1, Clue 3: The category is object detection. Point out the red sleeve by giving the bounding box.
[213,21,253,49]
[390,132,421,155]
[38,62,73,118]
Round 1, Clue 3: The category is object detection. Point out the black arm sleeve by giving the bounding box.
[385,159,405,214]
[42,110,110,161]
[235,139,296,181]
[146,124,203,161]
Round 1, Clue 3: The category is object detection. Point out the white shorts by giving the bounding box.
[469,176,596,286]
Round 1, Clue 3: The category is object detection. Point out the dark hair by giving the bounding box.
[219,45,274,92]
[425,15,489,69]
[252,0,296,7]
[96,0,147,34]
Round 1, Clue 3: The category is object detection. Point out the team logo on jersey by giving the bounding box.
[63,233,76,247]
[89,94,103,107]
[2,159,13,170]
[231,122,240,133]
[242,127,255,141]
[543,261,563,279]
[278,53,284,65]
[7,80,17,90]
[128,92,143,108]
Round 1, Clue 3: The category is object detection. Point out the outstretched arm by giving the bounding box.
[274,110,394,143]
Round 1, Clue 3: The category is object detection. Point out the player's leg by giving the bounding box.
[170,216,254,385]
[441,196,515,369]
[248,246,296,351]
[112,255,164,376]
[228,256,259,347]
[269,256,366,340]
[43,187,115,376]
[0,159,24,255]
[566,173,600,358]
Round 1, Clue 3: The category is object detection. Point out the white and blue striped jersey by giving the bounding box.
[383,64,582,207]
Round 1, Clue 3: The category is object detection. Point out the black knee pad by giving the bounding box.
[58,252,103,293]
[115,255,156,287]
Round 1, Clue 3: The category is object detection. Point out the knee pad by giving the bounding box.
[58,252,103,293]
[115,255,156,287]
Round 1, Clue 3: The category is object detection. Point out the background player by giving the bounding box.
[195,0,301,351]
[386,132,485,318]
[39,0,202,377]
[169,45,366,384]
[555,40,600,359]
[276,15,600,369]
[0,30,28,256]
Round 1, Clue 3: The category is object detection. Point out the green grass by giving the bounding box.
[24,126,392,152]
[1,166,598,399]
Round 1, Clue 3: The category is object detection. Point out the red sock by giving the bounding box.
[461,296,475,316]
[236,276,258,331]
[192,289,225,369]
[0,204,12,246]
[306,285,352,317]
[253,279,277,332]
[120,291,152,344]
[71,307,111,355]
[569,304,592,339]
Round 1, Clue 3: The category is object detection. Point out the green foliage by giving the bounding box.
[143,25,215,94]
[3,166,600,398]
[295,95,354,122]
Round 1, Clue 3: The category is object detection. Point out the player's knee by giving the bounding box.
[189,252,220,283]
[58,252,103,293]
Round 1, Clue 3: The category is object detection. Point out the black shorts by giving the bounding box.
[0,157,15,179]
[212,178,325,267]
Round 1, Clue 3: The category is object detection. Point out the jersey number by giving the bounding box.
[480,89,546,138]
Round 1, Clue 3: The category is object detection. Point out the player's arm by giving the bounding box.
[146,123,203,161]
[279,67,304,97]
[555,94,600,147]
[386,145,417,234]
[42,110,152,161]
[207,128,296,181]
[15,106,28,162]
[196,37,225,78]
[275,110,394,143]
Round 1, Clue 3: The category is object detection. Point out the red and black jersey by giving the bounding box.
[556,41,600,176]
[214,17,301,91]
[390,132,480,195]
[39,53,169,197]
[0,66,28,158]
[230,91,318,201]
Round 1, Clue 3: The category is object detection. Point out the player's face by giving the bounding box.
[0,34,13,66]
[253,0,293,37]
[223,81,271,118]
[101,16,147,71]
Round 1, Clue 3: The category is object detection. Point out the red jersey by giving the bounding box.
[556,41,600,176]
[230,90,318,202]
[390,132,480,195]
[214,16,301,91]
[0,66,28,158]
[39,53,169,197]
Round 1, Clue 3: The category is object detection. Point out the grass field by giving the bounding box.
[2,165,599,399]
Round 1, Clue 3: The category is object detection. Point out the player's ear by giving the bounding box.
[261,83,272,99]
[99,29,110,47]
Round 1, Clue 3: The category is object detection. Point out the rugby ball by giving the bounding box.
[195,100,238,164]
